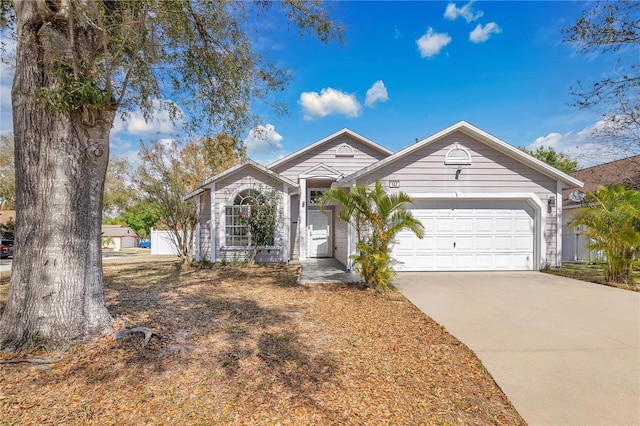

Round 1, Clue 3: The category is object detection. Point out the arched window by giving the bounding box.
[445,143,472,165]
[225,188,259,247]
[335,143,355,157]
[224,188,275,247]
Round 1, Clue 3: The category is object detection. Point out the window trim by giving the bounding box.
[335,143,355,157]
[308,188,326,205]
[444,143,472,165]
[222,186,278,249]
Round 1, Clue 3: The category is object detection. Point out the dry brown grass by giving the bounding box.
[0,257,525,425]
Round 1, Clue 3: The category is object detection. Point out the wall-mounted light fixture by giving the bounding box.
[455,166,462,180]
[548,196,556,213]
[301,201,305,208]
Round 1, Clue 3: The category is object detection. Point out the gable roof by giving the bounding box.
[335,121,583,189]
[267,128,393,170]
[102,225,138,238]
[563,155,640,206]
[299,163,344,179]
[570,155,640,193]
[185,160,298,200]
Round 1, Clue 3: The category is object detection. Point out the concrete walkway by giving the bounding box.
[394,271,640,426]
[297,258,361,284]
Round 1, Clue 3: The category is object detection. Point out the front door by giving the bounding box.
[308,210,331,258]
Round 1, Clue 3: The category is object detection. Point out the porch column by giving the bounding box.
[210,183,216,263]
[195,196,201,260]
[299,178,307,261]
[346,183,356,271]
[282,183,290,262]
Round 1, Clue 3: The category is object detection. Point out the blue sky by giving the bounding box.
[0,1,626,168]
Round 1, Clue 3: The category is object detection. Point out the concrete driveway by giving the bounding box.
[394,272,640,426]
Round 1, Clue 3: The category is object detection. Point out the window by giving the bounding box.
[335,143,355,157]
[445,143,472,165]
[225,188,276,247]
[309,190,325,205]
[225,189,256,247]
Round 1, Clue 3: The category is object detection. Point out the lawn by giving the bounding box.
[0,258,524,425]
[545,262,639,292]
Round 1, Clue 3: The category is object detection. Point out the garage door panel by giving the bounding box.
[475,218,494,232]
[514,236,533,250]
[391,200,535,271]
[455,236,474,250]
[436,218,454,232]
[475,236,493,250]
[455,218,474,232]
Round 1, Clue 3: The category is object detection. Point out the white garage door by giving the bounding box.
[392,200,535,271]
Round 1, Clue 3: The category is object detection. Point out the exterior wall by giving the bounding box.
[334,215,348,267]
[354,131,560,266]
[213,168,286,263]
[272,134,390,181]
[199,191,211,261]
[562,208,603,262]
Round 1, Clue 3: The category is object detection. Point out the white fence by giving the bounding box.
[150,229,180,256]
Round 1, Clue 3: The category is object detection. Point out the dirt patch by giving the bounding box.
[0,259,525,425]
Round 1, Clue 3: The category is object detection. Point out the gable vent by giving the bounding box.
[445,143,471,165]
[335,143,355,157]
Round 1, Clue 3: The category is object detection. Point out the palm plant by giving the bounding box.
[570,185,640,285]
[320,181,424,291]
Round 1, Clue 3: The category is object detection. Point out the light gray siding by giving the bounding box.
[334,216,348,267]
[213,167,287,263]
[354,131,560,265]
[272,134,390,181]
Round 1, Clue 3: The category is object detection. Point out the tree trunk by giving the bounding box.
[0,0,114,352]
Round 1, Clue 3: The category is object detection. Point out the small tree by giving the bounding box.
[0,217,15,240]
[239,186,280,264]
[519,145,579,173]
[321,181,424,291]
[101,236,114,249]
[120,201,162,241]
[136,140,204,263]
[570,185,640,285]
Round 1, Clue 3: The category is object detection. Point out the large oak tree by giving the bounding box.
[0,0,341,352]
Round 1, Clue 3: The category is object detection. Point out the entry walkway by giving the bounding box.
[298,258,361,284]
[394,271,640,426]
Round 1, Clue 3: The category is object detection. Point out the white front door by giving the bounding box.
[308,210,331,258]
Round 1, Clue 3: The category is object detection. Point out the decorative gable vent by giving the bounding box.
[335,143,355,157]
[445,143,471,165]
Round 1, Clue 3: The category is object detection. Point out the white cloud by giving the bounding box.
[416,28,452,58]
[444,1,483,23]
[469,22,502,43]
[528,121,631,167]
[299,88,362,120]
[243,124,284,157]
[365,81,389,108]
[127,105,181,136]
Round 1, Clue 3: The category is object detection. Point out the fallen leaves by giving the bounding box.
[0,258,525,425]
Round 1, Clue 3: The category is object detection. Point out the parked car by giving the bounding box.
[138,240,151,248]
[0,239,14,259]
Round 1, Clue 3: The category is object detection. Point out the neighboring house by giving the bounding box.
[188,121,583,271]
[101,225,138,251]
[562,155,640,262]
